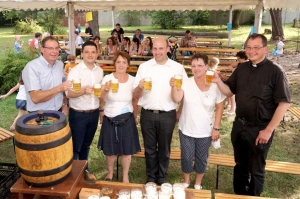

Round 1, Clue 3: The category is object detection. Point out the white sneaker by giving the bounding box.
[194,185,202,190]
[183,183,189,188]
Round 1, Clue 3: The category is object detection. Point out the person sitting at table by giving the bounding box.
[129,38,142,56]
[94,36,103,59]
[180,30,197,55]
[64,31,83,57]
[112,31,121,46]
[170,53,225,190]
[111,23,124,44]
[120,37,131,54]
[133,29,144,43]
[105,37,119,59]
[141,36,153,56]
[98,51,140,183]
[85,23,93,37]
[226,51,248,115]
[208,57,220,71]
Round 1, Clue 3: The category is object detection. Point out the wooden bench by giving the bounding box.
[0,127,14,144]
[288,107,300,119]
[117,149,300,190]
[193,189,212,199]
[214,193,279,199]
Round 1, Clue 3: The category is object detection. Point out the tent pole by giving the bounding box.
[254,0,263,34]
[67,2,75,56]
[111,6,115,30]
[228,5,233,46]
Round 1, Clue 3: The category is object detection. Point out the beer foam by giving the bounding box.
[111,79,119,83]
[94,83,101,88]
[174,75,182,79]
[73,78,80,83]
[145,77,151,81]
[206,70,214,76]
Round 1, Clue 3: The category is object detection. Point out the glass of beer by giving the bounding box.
[205,70,214,86]
[110,79,119,93]
[101,186,114,199]
[73,78,81,93]
[93,83,101,97]
[144,77,152,91]
[174,75,182,89]
[131,188,143,199]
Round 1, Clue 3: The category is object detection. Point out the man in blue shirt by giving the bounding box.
[133,29,144,43]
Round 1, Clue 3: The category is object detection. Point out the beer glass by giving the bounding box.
[205,70,214,85]
[161,183,172,198]
[144,77,152,91]
[110,79,119,93]
[93,83,101,97]
[130,188,143,199]
[158,189,170,199]
[73,78,81,93]
[174,75,182,89]
[173,190,185,199]
[172,183,184,193]
[101,186,114,199]
[117,189,130,199]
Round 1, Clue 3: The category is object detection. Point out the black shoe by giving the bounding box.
[155,179,165,186]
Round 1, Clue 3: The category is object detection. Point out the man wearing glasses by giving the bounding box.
[213,34,291,196]
[22,36,72,114]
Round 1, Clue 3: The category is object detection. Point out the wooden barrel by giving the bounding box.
[14,111,73,187]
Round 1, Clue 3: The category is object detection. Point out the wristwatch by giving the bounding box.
[213,127,220,131]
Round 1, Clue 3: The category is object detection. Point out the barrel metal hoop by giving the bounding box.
[15,111,67,135]
[23,172,71,188]
[14,130,71,151]
[18,157,73,177]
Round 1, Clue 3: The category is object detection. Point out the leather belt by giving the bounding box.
[237,117,258,126]
[70,107,99,113]
[143,108,173,114]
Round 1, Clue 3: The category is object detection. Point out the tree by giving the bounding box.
[270,8,284,40]
[149,10,187,29]
[232,10,242,29]
[187,10,210,25]
[88,11,100,37]
[36,9,65,35]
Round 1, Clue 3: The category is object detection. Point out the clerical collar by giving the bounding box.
[250,58,268,68]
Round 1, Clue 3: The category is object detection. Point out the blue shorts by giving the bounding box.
[16,99,26,111]
[275,53,281,58]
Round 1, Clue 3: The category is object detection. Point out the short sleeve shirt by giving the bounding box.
[225,58,291,122]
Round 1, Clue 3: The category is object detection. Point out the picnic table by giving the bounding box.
[0,127,14,144]
[179,47,240,55]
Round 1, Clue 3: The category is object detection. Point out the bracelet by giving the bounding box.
[62,103,68,106]
[213,127,220,131]
[99,109,104,112]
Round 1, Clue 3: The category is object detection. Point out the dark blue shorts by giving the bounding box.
[16,99,26,111]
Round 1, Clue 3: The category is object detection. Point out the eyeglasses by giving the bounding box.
[43,47,60,51]
[68,59,75,61]
[245,46,265,51]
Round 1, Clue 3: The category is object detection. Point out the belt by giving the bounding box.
[142,108,173,114]
[70,107,99,113]
[237,117,259,126]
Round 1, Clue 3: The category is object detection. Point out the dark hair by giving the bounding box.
[40,36,59,48]
[185,30,191,34]
[146,36,153,49]
[116,23,121,26]
[111,30,118,36]
[19,71,24,85]
[35,32,42,38]
[94,36,100,40]
[123,37,131,46]
[132,38,140,51]
[113,51,131,67]
[107,37,117,46]
[88,37,94,41]
[136,29,141,32]
[190,53,209,65]
[82,41,97,51]
[236,51,248,60]
[246,33,267,47]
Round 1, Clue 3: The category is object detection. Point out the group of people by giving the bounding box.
[1,31,291,197]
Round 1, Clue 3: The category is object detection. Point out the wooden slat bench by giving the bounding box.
[193,189,212,199]
[214,193,279,199]
[117,149,300,190]
[288,107,300,119]
[0,127,14,144]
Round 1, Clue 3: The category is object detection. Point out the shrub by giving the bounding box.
[150,10,187,29]
[13,20,42,34]
[54,26,68,35]
[0,49,35,93]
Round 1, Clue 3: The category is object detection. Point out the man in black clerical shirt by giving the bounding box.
[213,34,291,196]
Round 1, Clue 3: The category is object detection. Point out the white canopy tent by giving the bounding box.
[0,0,299,54]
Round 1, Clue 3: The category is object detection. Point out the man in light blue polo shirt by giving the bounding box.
[22,36,72,114]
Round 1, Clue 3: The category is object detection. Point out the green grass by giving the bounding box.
[1,25,300,198]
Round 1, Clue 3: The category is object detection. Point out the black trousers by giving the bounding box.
[231,118,274,196]
[140,108,176,184]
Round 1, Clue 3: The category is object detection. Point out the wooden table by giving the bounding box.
[96,60,145,66]
[10,160,87,199]
[179,47,240,54]
[0,127,14,144]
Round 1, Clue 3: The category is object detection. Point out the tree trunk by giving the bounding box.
[89,11,100,37]
[232,10,242,30]
[270,8,284,40]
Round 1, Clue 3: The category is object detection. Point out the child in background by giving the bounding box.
[208,57,220,71]
[64,54,77,77]
[0,73,27,131]
[273,36,284,63]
